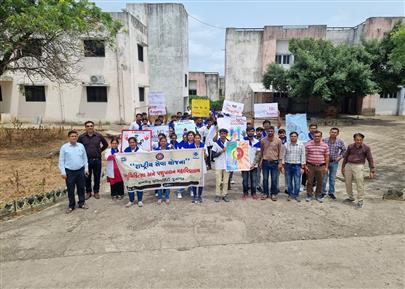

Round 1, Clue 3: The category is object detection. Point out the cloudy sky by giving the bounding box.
[94,0,404,75]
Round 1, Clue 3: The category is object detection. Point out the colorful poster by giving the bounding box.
[217,116,247,141]
[225,141,250,171]
[192,99,210,117]
[285,113,309,144]
[148,91,166,106]
[146,125,170,143]
[120,130,152,152]
[222,100,244,116]
[115,149,204,191]
[148,105,166,116]
[254,103,278,118]
[174,120,196,140]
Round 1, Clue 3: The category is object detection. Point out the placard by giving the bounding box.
[148,105,166,116]
[254,103,278,118]
[148,91,166,106]
[217,116,247,141]
[146,125,170,143]
[226,141,250,171]
[285,113,309,144]
[115,149,204,191]
[222,100,244,116]
[120,130,152,152]
[192,99,210,117]
[174,120,196,140]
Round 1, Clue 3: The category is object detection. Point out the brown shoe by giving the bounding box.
[270,194,278,201]
[85,192,92,200]
[94,193,100,199]
[252,193,258,200]
[261,194,268,200]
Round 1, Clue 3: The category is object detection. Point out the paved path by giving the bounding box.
[1,116,404,288]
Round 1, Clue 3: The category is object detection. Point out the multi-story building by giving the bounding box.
[189,72,223,101]
[225,17,405,116]
[0,3,189,123]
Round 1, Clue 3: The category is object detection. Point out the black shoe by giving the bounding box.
[214,196,221,202]
[222,196,230,202]
[257,186,263,193]
[284,189,289,195]
[320,193,326,199]
[344,197,355,202]
[328,194,337,200]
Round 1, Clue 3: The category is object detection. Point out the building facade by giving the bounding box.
[189,72,223,101]
[0,3,189,123]
[225,17,405,116]
[126,3,189,114]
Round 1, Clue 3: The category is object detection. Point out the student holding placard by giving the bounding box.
[212,128,230,203]
[123,137,144,207]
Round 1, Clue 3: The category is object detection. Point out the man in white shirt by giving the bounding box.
[129,113,143,130]
[242,127,261,199]
[59,130,89,213]
[211,128,230,202]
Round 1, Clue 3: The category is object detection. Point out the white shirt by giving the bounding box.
[244,137,261,167]
[59,142,88,176]
[212,139,228,170]
[205,125,217,147]
[129,121,141,130]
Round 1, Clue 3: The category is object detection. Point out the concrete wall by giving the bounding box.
[127,3,189,114]
[189,72,206,96]
[261,25,326,73]
[205,73,220,101]
[0,10,149,124]
[219,76,225,97]
[225,28,263,112]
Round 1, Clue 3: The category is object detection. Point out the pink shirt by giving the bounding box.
[305,140,329,165]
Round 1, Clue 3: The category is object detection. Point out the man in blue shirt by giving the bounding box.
[59,130,89,213]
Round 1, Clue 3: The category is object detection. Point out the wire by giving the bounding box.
[187,13,226,30]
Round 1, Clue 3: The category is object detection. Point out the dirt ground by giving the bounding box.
[0,116,404,289]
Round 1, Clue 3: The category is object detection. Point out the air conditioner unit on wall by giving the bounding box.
[90,75,105,84]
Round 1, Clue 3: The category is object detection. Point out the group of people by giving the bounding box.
[58,111,375,214]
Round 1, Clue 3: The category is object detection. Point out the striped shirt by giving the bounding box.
[323,137,346,162]
[283,143,306,165]
[305,140,329,165]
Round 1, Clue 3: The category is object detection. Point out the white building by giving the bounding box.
[225,17,405,116]
[0,3,189,123]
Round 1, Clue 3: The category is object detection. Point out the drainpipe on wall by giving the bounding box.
[57,84,65,123]
[115,47,124,124]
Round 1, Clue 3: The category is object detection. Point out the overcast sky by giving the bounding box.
[94,0,405,75]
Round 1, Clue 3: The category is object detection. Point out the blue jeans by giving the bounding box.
[242,168,258,195]
[157,189,170,200]
[322,162,338,195]
[285,163,302,198]
[262,160,279,196]
[128,191,143,202]
[192,186,203,200]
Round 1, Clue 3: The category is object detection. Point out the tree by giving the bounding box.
[263,38,376,105]
[262,63,288,92]
[391,26,405,67]
[0,0,122,83]
[363,23,405,95]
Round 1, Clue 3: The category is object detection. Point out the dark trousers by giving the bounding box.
[206,145,213,169]
[110,182,124,197]
[262,160,280,196]
[242,168,258,195]
[86,158,101,193]
[66,167,85,209]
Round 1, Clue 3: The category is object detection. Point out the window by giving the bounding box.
[275,54,292,65]
[219,89,223,96]
[189,89,197,96]
[185,74,188,87]
[21,39,42,57]
[84,40,105,57]
[380,91,398,99]
[137,44,144,62]
[86,86,107,102]
[0,86,2,101]
[24,86,46,102]
[283,55,290,64]
[139,87,145,102]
